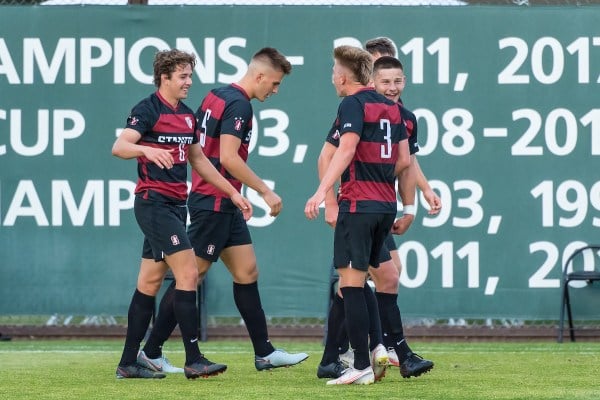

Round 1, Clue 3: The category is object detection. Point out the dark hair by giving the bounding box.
[153,49,196,87]
[333,45,372,86]
[373,56,404,74]
[365,37,397,57]
[252,47,292,75]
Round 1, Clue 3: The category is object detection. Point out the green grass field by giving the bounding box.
[0,339,598,400]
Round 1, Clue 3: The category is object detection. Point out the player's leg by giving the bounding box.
[138,279,182,373]
[331,267,373,385]
[369,257,401,353]
[317,266,346,378]
[370,237,434,378]
[363,222,394,382]
[363,279,389,382]
[140,255,216,373]
[117,196,183,379]
[326,213,380,385]
[220,241,308,370]
[165,248,227,379]
[389,249,434,378]
[116,255,168,379]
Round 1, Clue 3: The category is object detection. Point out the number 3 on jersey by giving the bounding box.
[380,118,392,159]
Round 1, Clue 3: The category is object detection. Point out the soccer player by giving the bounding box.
[317,43,440,381]
[366,38,441,376]
[305,45,409,385]
[369,55,439,377]
[112,49,252,379]
[137,47,309,373]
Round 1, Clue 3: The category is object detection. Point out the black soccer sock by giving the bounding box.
[233,281,275,357]
[376,291,412,362]
[321,293,345,365]
[364,283,383,352]
[173,289,202,365]
[118,289,155,367]
[143,279,178,359]
[375,291,394,350]
[340,286,370,370]
[336,323,350,355]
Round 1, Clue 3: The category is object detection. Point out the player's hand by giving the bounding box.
[391,214,414,235]
[324,202,338,228]
[143,147,174,169]
[231,193,253,221]
[423,189,442,215]
[305,191,325,220]
[261,189,282,217]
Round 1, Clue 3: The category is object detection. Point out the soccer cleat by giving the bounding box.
[317,360,345,379]
[370,344,389,382]
[137,350,184,373]
[255,349,309,371]
[338,349,354,368]
[184,356,227,379]
[326,366,374,385]
[387,347,400,367]
[400,352,434,378]
[116,363,166,379]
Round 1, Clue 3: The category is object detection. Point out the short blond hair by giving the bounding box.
[333,45,373,86]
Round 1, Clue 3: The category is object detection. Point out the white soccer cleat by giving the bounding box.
[370,344,389,382]
[254,349,309,371]
[326,366,375,385]
[338,349,354,368]
[137,350,184,373]
[387,347,400,367]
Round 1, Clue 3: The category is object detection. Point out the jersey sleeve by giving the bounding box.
[404,108,420,155]
[325,119,340,148]
[220,98,253,140]
[337,96,364,138]
[398,118,408,142]
[125,100,157,137]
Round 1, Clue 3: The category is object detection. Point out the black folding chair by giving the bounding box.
[557,245,600,343]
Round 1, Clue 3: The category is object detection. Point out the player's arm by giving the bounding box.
[111,128,174,169]
[392,154,417,235]
[395,137,411,176]
[317,141,339,227]
[219,133,281,217]
[305,132,358,220]
[413,157,441,215]
[188,143,252,219]
[404,112,440,214]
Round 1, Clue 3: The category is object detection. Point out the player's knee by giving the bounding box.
[232,266,258,284]
[137,279,162,296]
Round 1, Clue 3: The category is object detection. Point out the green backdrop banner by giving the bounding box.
[1,6,599,319]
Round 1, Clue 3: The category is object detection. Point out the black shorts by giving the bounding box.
[187,208,252,262]
[376,232,395,264]
[333,213,395,272]
[134,195,192,261]
[384,232,397,253]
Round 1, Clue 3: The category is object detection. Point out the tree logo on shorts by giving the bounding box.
[207,244,215,255]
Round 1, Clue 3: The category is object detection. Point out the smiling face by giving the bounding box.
[372,66,405,103]
[160,63,193,105]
